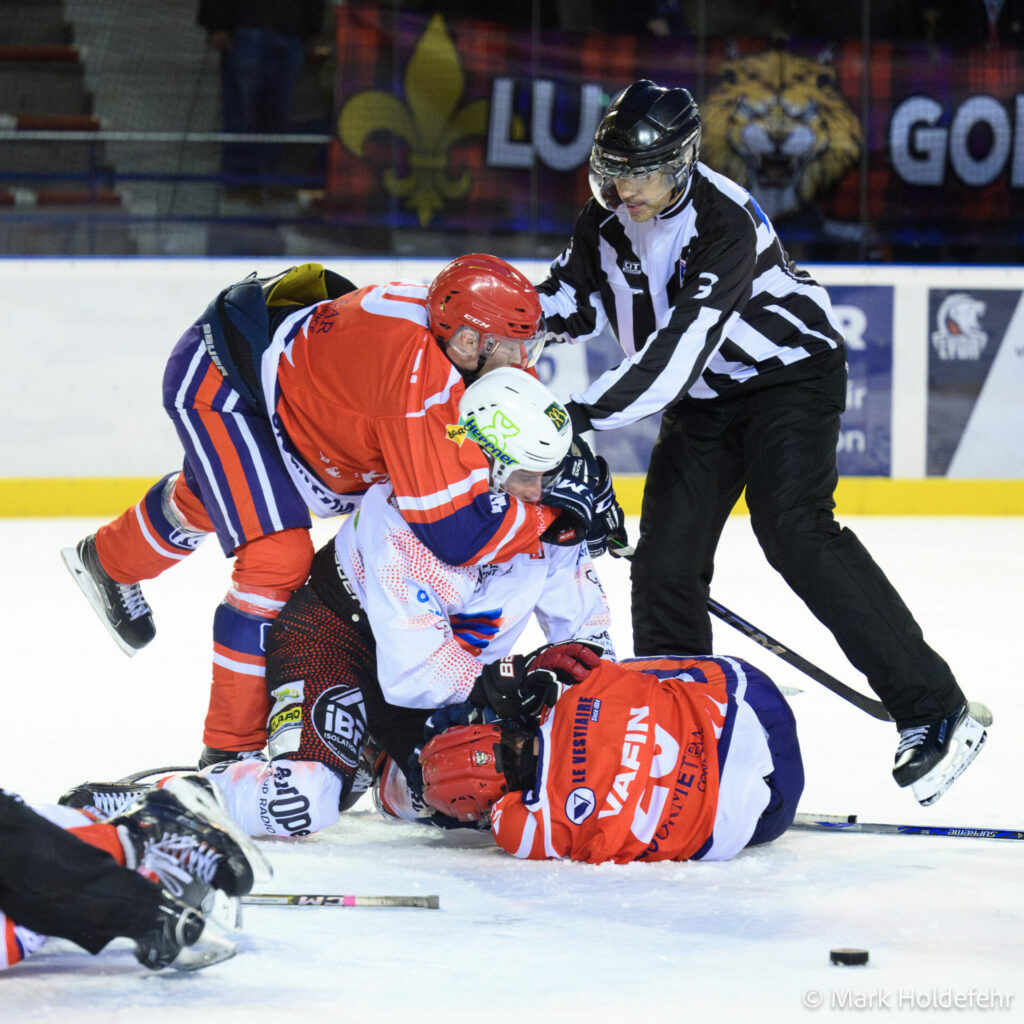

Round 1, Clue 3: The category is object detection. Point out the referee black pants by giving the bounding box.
[0,789,161,954]
[630,348,964,729]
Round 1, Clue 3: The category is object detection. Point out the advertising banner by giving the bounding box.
[927,289,1024,477]
[329,5,1024,257]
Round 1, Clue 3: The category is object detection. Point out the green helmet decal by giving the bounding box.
[460,411,519,468]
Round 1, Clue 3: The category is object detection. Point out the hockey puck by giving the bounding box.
[830,948,869,966]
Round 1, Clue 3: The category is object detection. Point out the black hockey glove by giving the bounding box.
[540,436,600,547]
[585,456,634,559]
[468,641,603,719]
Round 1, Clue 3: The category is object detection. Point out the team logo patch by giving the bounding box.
[931,293,988,360]
[270,681,305,702]
[311,686,367,770]
[565,786,597,824]
[543,402,568,431]
[268,705,302,736]
[460,413,517,466]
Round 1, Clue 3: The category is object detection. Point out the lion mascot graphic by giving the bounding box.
[701,51,862,222]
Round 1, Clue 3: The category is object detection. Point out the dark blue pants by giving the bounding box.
[742,668,805,846]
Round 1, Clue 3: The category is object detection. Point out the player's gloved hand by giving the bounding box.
[422,700,486,747]
[468,641,603,719]
[526,640,603,686]
[540,436,599,547]
[585,456,634,559]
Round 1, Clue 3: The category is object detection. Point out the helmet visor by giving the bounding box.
[497,464,564,502]
[479,325,546,370]
[589,145,695,211]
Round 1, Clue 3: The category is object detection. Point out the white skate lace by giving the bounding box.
[143,833,221,897]
[117,582,152,621]
[90,788,145,817]
[895,725,929,757]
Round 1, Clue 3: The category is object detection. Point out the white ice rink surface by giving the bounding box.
[2,514,1022,1022]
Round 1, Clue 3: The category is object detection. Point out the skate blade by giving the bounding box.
[163,775,273,884]
[911,718,987,807]
[967,700,993,727]
[168,919,237,972]
[61,545,139,658]
[202,889,243,931]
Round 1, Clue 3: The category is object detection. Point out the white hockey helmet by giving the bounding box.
[458,368,572,494]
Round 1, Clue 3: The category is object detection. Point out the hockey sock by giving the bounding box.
[1,914,46,970]
[96,472,212,583]
[204,530,313,750]
[204,594,282,750]
[67,823,128,866]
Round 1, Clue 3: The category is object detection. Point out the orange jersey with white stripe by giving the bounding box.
[491,657,744,864]
[264,282,557,565]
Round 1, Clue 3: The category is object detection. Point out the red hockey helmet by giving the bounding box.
[420,723,509,823]
[426,254,545,369]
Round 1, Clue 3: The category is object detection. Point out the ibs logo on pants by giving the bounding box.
[312,685,367,770]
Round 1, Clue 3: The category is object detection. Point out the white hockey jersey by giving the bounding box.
[334,482,615,709]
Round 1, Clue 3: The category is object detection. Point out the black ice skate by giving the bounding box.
[59,781,149,819]
[61,534,155,656]
[198,746,268,770]
[111,775,270,903]
[892,700,990,806]
[134,890,235,972]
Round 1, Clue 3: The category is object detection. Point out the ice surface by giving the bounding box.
[2,515,1021,1022]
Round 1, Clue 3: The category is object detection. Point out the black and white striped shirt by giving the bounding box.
[537,162,845,430]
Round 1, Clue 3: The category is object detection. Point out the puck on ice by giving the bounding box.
[830,948,869,966]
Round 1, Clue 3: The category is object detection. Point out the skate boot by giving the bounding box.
[112,774,270,902]
[198,746,268,770]
[893,700,990,806]
[340,737,386,813]
[61,534,155,656]
[134,890,235,972]
[59,781,150,819]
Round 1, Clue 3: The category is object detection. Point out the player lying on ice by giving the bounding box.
[414,652,804,863]
[1,776,268,972]
[61,369,628,839]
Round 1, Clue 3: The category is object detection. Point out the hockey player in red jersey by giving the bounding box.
[417,654,804,863]
[61,371,622,840]
[60,257,606,768]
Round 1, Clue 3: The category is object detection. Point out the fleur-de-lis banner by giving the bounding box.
[328,5,1024,261]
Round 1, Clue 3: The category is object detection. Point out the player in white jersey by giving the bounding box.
[197,369,616,838]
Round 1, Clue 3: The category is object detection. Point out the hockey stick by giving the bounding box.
[790,813,1024,842]
[706,598,892,721]
[616,549,891,720]
[117,765,197,784]
[243,894,440,908]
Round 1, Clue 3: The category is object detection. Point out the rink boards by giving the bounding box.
[2,258,1023,516]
